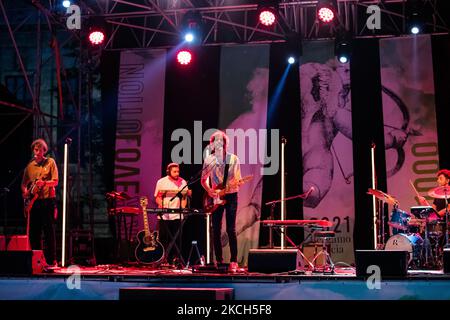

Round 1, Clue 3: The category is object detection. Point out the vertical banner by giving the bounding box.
[219,44,270,265]
[300,41,355,264]
[380,36,439,211]
[114,49,166,237]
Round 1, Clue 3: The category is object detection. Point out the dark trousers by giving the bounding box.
[158,219,182,264]
[212,192,238,263]
[29,198,56,264]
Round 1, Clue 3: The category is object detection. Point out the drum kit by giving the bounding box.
[369,185,450,270]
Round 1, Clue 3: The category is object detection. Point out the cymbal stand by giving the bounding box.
[445,190,449,249]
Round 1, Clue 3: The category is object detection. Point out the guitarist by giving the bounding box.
[201,131,241,273]
[21,139,58,268]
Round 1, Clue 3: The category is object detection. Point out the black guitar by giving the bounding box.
[135,196,165,264]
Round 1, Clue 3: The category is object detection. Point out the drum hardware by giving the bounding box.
[428,186,450,249]
[367,188,400,248]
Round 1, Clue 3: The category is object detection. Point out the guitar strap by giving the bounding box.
[222,153,231,189]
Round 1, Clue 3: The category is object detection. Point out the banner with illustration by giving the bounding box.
[300,41,355,264]
[380,36,439,215]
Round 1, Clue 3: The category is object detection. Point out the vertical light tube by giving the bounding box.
[206,213,210,264]
[281,139,286,249]
[371,144,377,250]
[62,142,68,267]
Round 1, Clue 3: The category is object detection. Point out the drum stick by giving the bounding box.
[409,180,430,206]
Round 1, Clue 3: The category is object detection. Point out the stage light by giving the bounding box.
[339,55,348,64]
[88,30,105,45]
[410,26,420,34]
[62,0,71,8]
[406,0,425,35]
[184,32,195,43]
[257,1,279,27]
[181,11,203,45]
[317,0,336,23]
[177,50,192,66]
[335,30,352,64]
[259,9,276,27]
[285,32,302,65]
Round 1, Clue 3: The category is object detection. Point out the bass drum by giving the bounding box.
[385,233,423,265]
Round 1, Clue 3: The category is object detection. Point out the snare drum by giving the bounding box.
[385,233,423,264]
[389,209,410,235]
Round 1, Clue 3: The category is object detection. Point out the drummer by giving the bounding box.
[418,169,450,218]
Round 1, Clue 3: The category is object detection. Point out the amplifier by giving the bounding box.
[0,235,30,251]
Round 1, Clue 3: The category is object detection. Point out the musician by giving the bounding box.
[21,139,58,267]
[418,169,450,217]
[154,163,190,266]
[201,130,241,272]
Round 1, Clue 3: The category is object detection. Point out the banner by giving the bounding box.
[380,36,439,214]
[218,44,270,265]
[300,41,355,264]
[114,49,167,237]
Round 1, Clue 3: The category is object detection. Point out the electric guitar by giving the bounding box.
[203,175,253,213]
[24,180,43,218]
[135,196,165,264]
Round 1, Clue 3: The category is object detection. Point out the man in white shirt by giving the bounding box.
[154,163,190,266]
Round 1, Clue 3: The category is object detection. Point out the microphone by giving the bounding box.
[305,186,315,199]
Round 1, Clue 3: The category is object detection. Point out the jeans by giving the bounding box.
[29,198,56,264]
[212,192,238,263]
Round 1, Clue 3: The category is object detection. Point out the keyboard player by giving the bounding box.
[154,163,191,266]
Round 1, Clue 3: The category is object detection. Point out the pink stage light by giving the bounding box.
[177,50,192,65]
[318,7,335,23]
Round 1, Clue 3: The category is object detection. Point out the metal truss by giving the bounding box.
[90,0,449,49]
[0,0,95,230]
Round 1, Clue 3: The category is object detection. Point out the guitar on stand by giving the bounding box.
[202,175,253,213]
[134,196,165,265]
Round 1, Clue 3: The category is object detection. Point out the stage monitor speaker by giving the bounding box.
[444,248,450,274]
[355,250,408,278]
[0,250,46,275]
[247,249,300,273]
[119,287,234,300]
[0,235,30,251]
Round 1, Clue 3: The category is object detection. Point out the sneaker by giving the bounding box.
[229,262,238,273]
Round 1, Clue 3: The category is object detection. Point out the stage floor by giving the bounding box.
[1,265,450,300]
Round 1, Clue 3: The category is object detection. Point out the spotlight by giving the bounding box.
[410,26,420,34]
[87,17,107,46]
[88,29,105,45]
[62,0,71,8]
[317,0,336,24]
[181,11,203,44]
[177,50,192,66]
[286,32,302,65]
[257,1,279,27]
[184,32,195,43]
[259,9,276,27]
[335,30,352,64]
[406,0,425,35]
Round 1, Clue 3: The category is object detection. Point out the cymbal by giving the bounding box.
[428,186,450,199]
[367,188,399,206]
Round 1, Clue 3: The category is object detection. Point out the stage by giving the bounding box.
[1,266,450,300]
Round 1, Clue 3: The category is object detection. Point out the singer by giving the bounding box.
[201,130,242,273]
